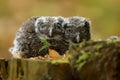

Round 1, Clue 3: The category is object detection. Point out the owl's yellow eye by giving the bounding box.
[66,28,73,33]
[81,28,86,33]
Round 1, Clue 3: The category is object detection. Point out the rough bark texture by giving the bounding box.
[0,41,120,80]
[0,59,73,80]
[69,41,120,80]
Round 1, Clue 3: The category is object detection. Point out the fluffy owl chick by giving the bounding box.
[35,16,69,55]
[9,16,69,58]
[63,16,91,43]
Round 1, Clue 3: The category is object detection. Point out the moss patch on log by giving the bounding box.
[69,41,120,80]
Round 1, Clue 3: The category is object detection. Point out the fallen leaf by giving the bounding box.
[49,49,63,59]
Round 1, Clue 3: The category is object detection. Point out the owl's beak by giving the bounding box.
[76,33,80,43]
[49,27,53,37]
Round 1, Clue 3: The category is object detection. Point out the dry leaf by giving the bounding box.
[49,49,63,59]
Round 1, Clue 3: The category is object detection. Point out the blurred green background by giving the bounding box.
[0,0,120,58]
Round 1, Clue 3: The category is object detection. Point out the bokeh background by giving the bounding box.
[0,0,120,58]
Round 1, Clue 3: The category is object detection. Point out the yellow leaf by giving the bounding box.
[49,49,63,59]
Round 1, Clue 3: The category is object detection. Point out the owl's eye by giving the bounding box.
[81,28,86,33]
[57,22,61,26]
[54,23,62,31]
[57,23,61,27]
[41,24,47,30]
[66,28,73,33]
[55,23,61,28]
[37,21,43,26]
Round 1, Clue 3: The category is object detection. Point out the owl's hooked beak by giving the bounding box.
[49,27,53,37]
[76,33,80,43]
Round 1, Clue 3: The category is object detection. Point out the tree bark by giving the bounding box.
[69,41,120,80]
[0,59,73,80]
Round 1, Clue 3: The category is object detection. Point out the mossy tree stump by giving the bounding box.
[69,41,120,80]
[0,41,120,80]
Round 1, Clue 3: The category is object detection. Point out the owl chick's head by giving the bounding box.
[35,16,64,40]
[63,16,91,43]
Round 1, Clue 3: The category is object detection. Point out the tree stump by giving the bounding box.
[0,59,73,80]
[69,41,120,80]
[0,41,120,80]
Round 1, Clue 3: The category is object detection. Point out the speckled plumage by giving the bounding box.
[35,16,69,55]
[9,16,91,58]
[9,16,69,58]
[63,16,91,43]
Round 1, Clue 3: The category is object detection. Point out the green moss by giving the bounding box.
[107,40,119,44]
[51,59,69,64]
[95,45,103,51]
[78,41,86,48]
[76,52,91,70]
[95,52,99,56]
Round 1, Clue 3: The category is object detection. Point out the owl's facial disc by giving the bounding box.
[64,25,89,43]
[64,16,91,43]
[35,17,64,40]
